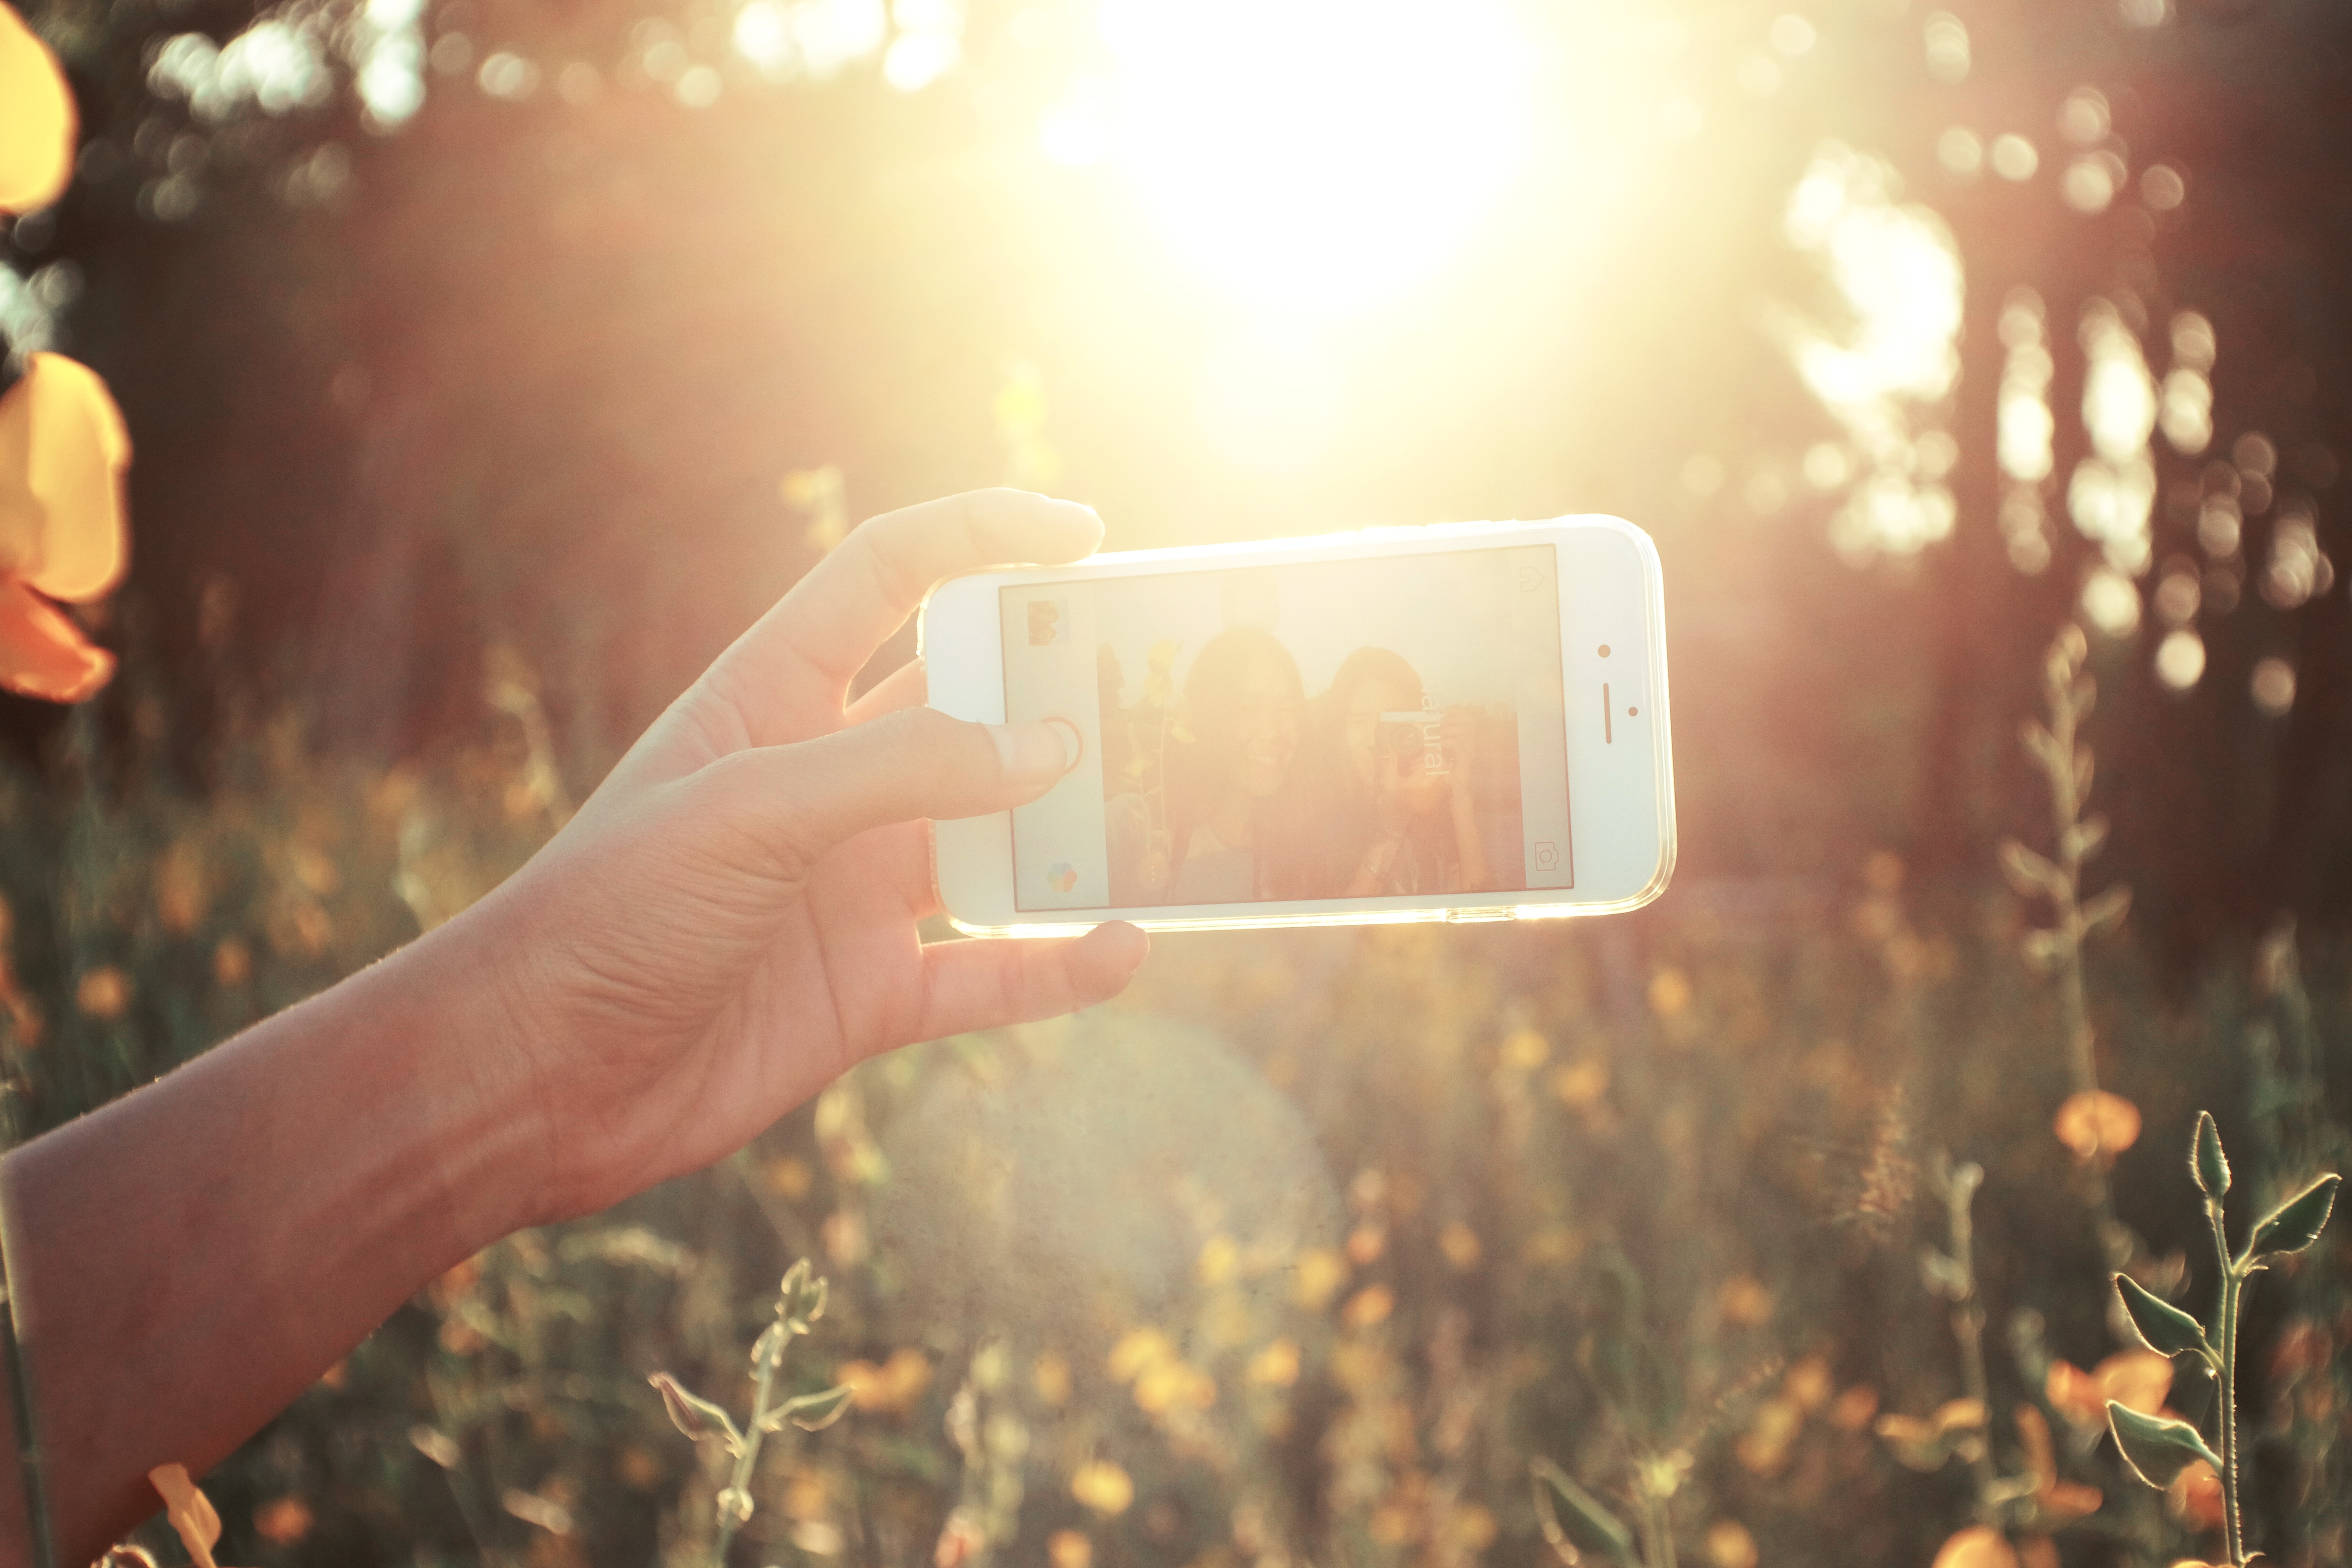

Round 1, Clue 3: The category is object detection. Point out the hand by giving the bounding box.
[1391,738,1450,819]
[437,490,1148,1223]
[1372,750,1415,835]
[1440,708,1478,799]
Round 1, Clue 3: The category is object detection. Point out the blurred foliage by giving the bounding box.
[2,0,2351,1562]
[2,671,2347,1567]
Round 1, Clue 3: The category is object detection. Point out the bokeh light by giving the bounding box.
[2153,627,2204,690]
[2251,656,2297,716]
[2070,299,2157,574]
[1777,145,1962,559]
[2080,566,2142,637]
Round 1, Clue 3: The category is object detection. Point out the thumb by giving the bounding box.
[684,707,1074,879]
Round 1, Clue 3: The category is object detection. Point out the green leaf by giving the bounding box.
[2169,1355,2217,1430]
[763,1384,855,1433]
[2192,1111,2230,1200]
[2251,1174,2340,1259]
[1531,1460,1639,1567]
[650,1373,743,1453]
[2106,1401,2220,1489]
[2114,1275,2211,1360]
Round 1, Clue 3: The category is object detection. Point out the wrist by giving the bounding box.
[365,902,566,1244]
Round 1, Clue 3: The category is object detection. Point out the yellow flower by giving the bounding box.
[1932,1526,2018,1568]
[2053,1090,2141,1164]
[1340,1284,1394,1331]
[0,353,131,702]
[1069,1460,1133,1517]
[75,965,129,1020]
[1704,1519,1759,1568]
[836,1347,931,1413]
[1107,1326,1176,1382]
[1,3,75,213]
[1246,1338,1300,1388]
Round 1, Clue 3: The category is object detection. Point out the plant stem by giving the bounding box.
[2036,663,2128,1266]
[1939,1160,1997,1502]
[714,1334,785,1568]
[1637,1483,1677,1568]
[2210,1202,2245,1568]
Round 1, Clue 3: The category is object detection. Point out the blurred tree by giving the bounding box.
[0,0,2345,943]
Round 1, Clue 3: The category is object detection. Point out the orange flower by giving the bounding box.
[0,353,132,701]
[2046,1350,2170,1427]
[148,1465,224,1568]
[253,1496,314,1546]
[2054,1090,2142,1164]
[2015,1405,2101,1525]
[836,1347,931,1413]
[1,2,76,214]
[1932,1525,2019,1568]
[2168,1459,2223,1531]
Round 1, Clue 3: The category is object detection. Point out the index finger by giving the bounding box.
[712,489,1102,743]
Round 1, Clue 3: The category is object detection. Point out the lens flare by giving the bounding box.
[1099,0,1532,312]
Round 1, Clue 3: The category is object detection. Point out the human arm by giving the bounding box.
[0,490,1148,1565]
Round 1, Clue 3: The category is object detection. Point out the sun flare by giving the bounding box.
[1097,0,1534,314]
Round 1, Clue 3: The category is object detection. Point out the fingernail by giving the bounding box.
[990,722,1069,788]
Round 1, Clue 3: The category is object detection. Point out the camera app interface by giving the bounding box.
[998,545,1574,912]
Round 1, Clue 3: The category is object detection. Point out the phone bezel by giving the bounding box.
[922,515,1674,935]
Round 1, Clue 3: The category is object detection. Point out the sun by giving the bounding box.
[1097,0,1534,314]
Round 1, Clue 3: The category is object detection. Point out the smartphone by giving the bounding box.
[921,515,1674,934]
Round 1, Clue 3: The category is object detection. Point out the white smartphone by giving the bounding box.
[920,515,1674,935]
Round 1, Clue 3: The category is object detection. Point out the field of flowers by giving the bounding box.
[1,635,2342,1568]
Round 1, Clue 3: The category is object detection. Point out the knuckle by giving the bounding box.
[894,703,977,766]
[693,752,823,883]
[861,523,934,608]
[884,707,996,806]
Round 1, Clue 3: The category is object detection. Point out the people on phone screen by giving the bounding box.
[1309,647,1489,897]
[1102,632,1500,906]
[1105,627,1307,905]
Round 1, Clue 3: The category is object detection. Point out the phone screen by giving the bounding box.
[998,545,1573,912]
